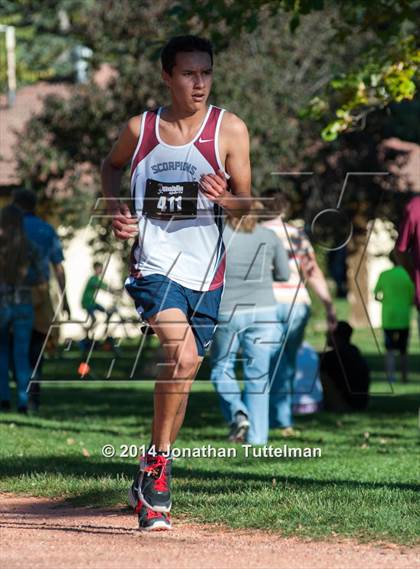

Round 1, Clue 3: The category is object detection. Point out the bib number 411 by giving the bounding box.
[157,195,182,213]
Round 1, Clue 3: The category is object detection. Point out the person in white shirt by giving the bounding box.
[261,189,336,432]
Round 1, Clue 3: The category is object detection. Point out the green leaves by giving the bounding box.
[321,43,419,140]
[9,0,419,251]
[172,0,420,138]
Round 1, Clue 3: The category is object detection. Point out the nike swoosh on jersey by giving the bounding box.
[198,137,214,143]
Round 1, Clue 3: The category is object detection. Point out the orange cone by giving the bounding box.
[78,362,90,377]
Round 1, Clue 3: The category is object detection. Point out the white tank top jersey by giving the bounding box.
[128,105,227,292]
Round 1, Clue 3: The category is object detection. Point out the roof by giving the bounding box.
[0,64,116,192]
[0,82,71,189]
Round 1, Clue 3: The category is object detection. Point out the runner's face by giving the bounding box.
[163,51,213,111]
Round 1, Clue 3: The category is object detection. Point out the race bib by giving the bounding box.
[143,179,198,220]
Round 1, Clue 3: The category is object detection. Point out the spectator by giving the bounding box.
[210,200,290,444]
[292,342,323,416]
[0,205,45,413]
[327,247,348,298]
[12,189,70,411]
[394,195,420,338]
[320,321,370,412]
[81,262,115,334]
[261,189,337,434]
[374,251,414,383]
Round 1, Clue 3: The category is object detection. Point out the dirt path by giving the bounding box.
[0,493,417,569]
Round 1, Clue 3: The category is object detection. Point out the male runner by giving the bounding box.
[101,35,251,531]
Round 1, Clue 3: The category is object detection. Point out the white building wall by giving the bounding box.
[52,219,412,341]
[57,226,139,340]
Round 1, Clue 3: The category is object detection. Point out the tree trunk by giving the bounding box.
[347,221,371,329]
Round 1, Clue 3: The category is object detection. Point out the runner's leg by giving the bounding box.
[147,307,201,451]
[169,362,202,443]
[148,357,198,448]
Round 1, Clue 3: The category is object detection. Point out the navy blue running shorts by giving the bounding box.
[125,274,223,356]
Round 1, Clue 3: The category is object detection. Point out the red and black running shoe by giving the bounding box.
[136,501,172,531]
[128,453,172,513]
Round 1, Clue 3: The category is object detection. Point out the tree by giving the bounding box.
[16,4,369,211]
[171,0,420,140]
[12,0,419,282]
[14,0,180,259]
[0,0,88,86]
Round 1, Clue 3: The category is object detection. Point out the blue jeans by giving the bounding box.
[269,303,310,428]
[0,303,34,407]
[210,307,282,444]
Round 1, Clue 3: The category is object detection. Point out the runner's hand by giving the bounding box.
[111,203,139,240]
[199,169,228,204]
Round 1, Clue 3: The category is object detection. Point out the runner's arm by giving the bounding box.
[200,113,252,217]
[101,116,141,239]
[222,114,252,216]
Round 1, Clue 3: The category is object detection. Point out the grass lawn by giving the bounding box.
[1,303,419,544]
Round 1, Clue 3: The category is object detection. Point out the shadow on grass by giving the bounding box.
[2,372,418,444]
[2,388,222,426]
[42,346,214,383]
[365,353,420,373]
[1,456,418,498]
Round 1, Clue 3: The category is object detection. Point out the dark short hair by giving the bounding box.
[161,35,213,75]
[93,262,103,270]
[260,188,289,215]
[12,188,37,213]
[334,321,353,343]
